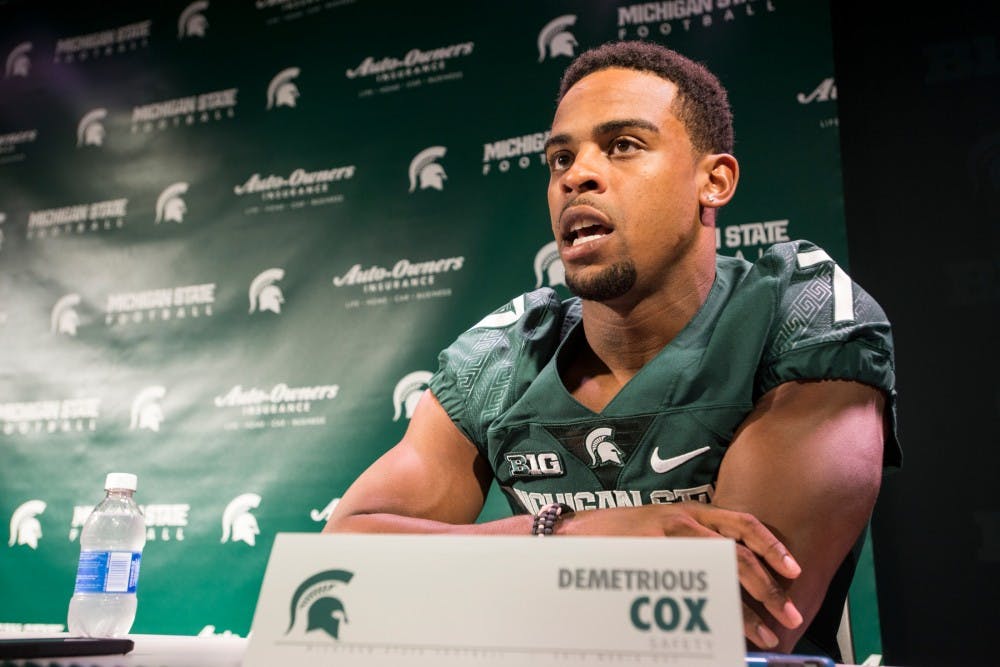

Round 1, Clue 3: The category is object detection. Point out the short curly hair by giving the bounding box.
[557,41,734,156]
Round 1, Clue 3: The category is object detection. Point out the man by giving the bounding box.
[324,41,899,659]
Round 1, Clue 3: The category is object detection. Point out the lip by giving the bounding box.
[559,205,613,243]
[558,205,615,263]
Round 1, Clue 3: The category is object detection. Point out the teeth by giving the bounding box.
[570,220,591,233]
[572,233,604,246]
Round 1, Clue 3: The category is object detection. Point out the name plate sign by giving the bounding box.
[244,532,745,666]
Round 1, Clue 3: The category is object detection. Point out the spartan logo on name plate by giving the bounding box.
[51,294,82,335]
[221,493,261,546]
[155,182,189,223]
[8,500,46,550]
[534,241,565,288]
[585,426,626,468]
[5,42,31,78]
[267,67,300,109]
[130,385,166,432]
[408,146,447,193]
[178,1,210,39]
[77,109,107,148]
[286,569,354,640]
[537,15,578,62]
[248,268,285,314]
[392,370,432,422]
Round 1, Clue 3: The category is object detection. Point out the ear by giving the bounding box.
[697,152,739,213]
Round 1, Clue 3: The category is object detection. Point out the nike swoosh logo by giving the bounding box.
[649,445,711,474]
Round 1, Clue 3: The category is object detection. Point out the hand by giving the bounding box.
[560,502,803,648]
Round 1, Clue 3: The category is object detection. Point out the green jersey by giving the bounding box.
[429,240,899,658]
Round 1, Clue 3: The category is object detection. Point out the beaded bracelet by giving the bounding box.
[531,502,574,536]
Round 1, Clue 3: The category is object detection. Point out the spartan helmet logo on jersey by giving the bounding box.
[392,370,433,422]
[155,182,189,223]
[537,15,578,63]
[267,67,300,109]
[8,500,46,550]
[248,268,285,314]
[533,240,565,288]
[221,493,261,546]
[51,294,81,336]
[5,42,31,78]
[286,569,354,640]
[178,1,209,39]
[585,426,625,468]
[130,385,166,432]
[77,108,107,148]
[408,146,447,193]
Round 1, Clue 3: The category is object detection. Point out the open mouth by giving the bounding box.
[565,220,613,247]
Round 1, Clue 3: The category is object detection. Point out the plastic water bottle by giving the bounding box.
[67,473,146,637]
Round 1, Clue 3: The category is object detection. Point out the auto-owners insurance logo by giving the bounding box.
[333,255,463,309]
[345,40,474,98]
[286,569,354,640]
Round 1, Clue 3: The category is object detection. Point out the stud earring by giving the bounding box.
[706,194,717,203]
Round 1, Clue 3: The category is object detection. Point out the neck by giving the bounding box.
[579,247,716,382]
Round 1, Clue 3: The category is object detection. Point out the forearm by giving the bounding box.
[323,512,533,535]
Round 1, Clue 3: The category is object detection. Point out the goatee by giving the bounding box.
[565,260,637,301]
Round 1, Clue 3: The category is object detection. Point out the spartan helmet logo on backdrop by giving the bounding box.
[286,569,354,640]
[267,67,300,109]
[408,146,447,193]
[537,15,578,62]
[5,42,31,78]
[392,370,433,422]
[178,1,209,39]
[248,268,285,314]
[50,294,81,336]
[155,182,189,223]
[77,108,107,147]
[533,240,566,288]
[130,385,166,432]
[221,493,261,546]
[8,500,46,550]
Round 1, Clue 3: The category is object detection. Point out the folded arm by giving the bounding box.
[323,390,532,534]
[324,379,886,652]
[711,378,886,651]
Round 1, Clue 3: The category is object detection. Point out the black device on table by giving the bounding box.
[0,636,134,659]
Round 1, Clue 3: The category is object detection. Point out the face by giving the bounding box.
[545,68,708,303]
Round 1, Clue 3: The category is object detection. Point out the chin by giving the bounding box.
[565,261,637,302]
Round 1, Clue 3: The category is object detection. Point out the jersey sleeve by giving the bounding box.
[755,240,901,466]
[427,288,572,449]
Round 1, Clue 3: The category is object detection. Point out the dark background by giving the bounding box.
[833,2,999,665]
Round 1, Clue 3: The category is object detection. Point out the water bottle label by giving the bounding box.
[73,551,141,594]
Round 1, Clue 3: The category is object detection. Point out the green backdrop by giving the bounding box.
[1,0,870,652]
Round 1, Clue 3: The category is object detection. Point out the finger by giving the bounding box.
[734,543,803,630]
[741,601,779,650]
[700,507,801,579]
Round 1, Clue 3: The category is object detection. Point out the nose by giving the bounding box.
[560,145,607,195]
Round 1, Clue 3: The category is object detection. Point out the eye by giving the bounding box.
[608,137,639,156]
[547,151,573,172]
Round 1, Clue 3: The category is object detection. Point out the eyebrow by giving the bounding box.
[543,118,660,153]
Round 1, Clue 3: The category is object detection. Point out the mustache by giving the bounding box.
[560,195,608,220]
